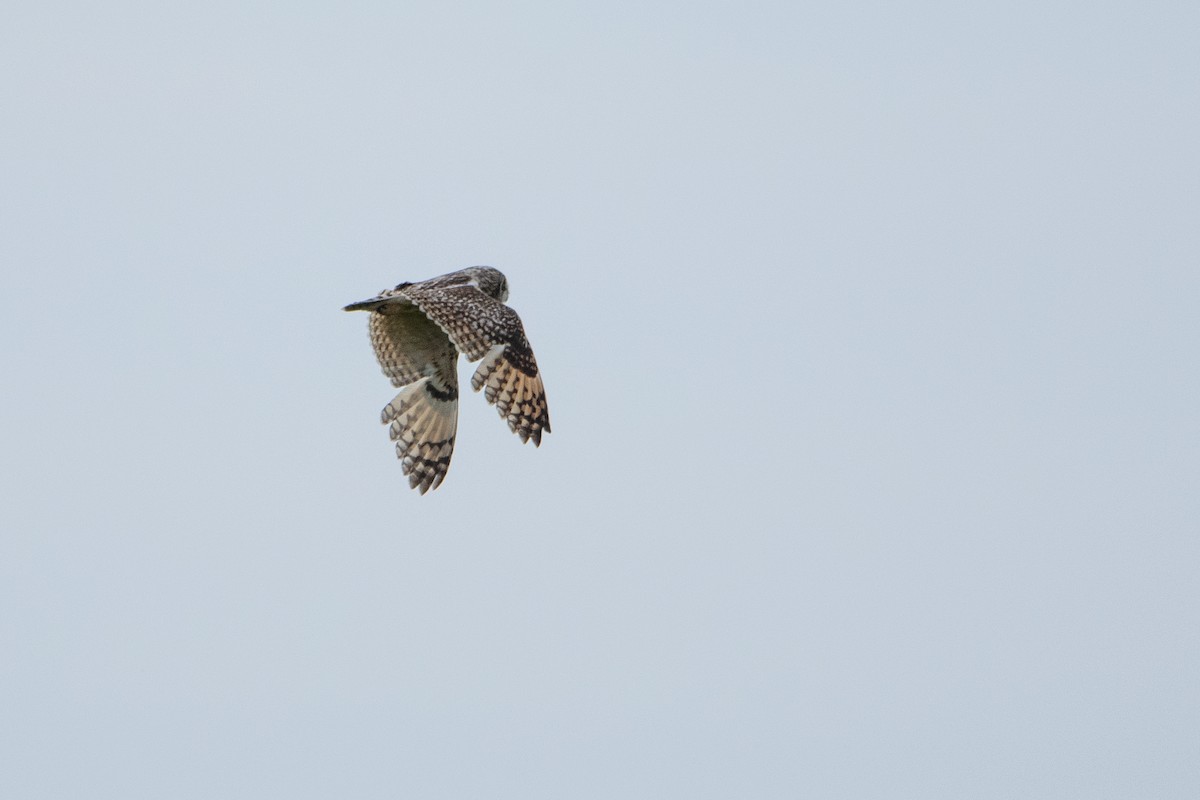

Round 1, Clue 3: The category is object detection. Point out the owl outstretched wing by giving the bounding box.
[365,300,460,494]
[400,281,551,446]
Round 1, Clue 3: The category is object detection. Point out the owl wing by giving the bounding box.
[399,283,551,446]
[366,300,460,494]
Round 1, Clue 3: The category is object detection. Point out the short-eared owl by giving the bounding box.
[344,266,550,493]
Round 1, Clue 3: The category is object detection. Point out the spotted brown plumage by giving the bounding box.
[344,266,551,493]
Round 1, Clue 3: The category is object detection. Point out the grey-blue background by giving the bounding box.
[2,2,1197,797]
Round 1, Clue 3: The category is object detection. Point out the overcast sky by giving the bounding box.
[2,2,1198,798]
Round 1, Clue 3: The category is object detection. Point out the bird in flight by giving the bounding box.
[344,266,550,493]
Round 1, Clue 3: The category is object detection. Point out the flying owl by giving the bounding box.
[344,266,550,493]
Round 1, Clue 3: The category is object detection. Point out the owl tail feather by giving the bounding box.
[344,298,387,312]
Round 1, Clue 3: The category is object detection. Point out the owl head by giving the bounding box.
[465,266,509,303]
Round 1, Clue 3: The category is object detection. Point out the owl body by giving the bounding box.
[345,267,549,493]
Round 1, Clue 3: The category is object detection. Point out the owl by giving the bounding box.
[344,266,550,493]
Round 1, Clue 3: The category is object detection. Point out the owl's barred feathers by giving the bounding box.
[381,378,458,494]
[472,345,550,445]
[345,266,550,493]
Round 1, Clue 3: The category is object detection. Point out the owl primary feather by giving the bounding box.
[344,266,550,493]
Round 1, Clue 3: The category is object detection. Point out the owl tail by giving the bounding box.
[343,298,387,312]
[381,377,459,494]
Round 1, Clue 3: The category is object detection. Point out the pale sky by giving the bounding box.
[2,2,1198,798]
